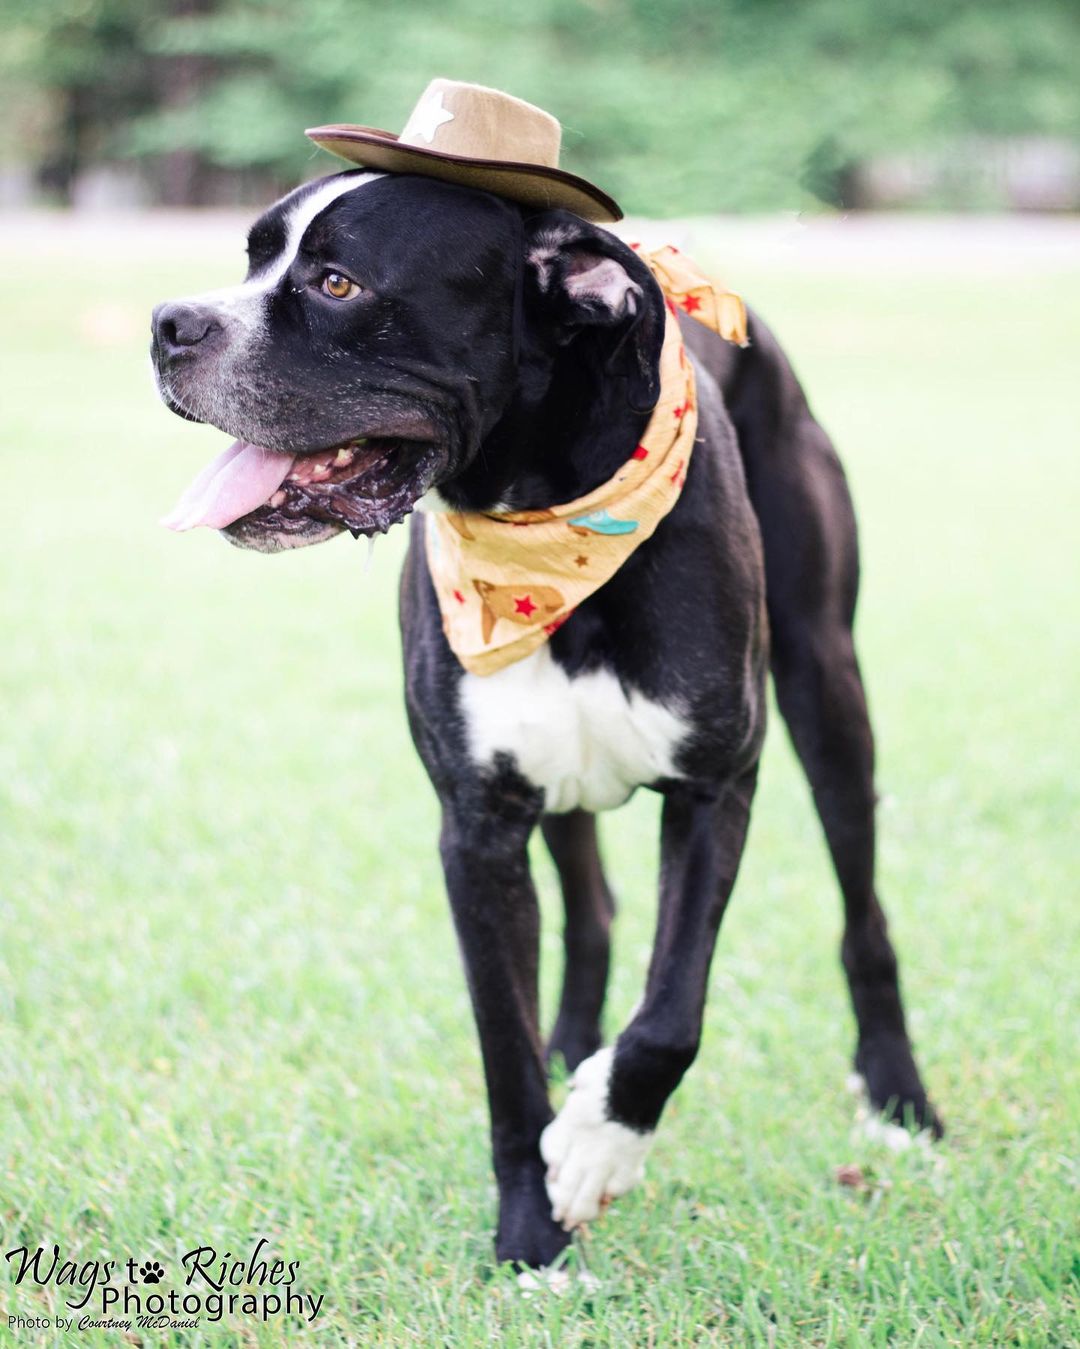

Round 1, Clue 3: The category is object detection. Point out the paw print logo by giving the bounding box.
[138,1260,165,1284]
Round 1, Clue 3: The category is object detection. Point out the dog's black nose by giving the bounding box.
[153,302,221,357]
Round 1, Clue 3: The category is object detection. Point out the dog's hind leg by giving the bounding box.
[770,606,941,1137]
[721,314,941,1137]
[541,810,617,1073]
[743,417,940,1134]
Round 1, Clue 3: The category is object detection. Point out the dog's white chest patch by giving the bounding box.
[458,646,688,813]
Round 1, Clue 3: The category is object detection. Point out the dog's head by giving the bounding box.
[152,171,663,551]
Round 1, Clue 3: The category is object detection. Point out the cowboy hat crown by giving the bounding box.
[306,78,621,222]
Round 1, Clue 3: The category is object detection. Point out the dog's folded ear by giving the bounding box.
[523,210,666,412]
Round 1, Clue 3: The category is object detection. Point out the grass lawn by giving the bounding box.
[1,213,1077,1346]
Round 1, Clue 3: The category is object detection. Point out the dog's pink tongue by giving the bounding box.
[161,441,295,531]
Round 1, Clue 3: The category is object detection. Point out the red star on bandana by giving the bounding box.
[673,402,687,421]
[514,595,537,617]
[681,294,702,314]
[669,458,685,488]
[631,445,649,461]
[453,589,465,604]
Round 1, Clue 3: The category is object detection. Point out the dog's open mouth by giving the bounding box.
[162,435,443,541]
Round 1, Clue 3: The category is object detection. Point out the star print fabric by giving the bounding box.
[425,246,747,676]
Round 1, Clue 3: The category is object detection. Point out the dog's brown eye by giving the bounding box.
[322,271,360,301]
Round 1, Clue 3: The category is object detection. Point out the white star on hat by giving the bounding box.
[409,91,455,145]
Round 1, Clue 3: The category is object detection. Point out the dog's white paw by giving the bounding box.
[516,1267,601,1297]
[540,1047,653,1230]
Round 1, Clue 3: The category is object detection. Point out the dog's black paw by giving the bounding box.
[855,1034,944,1139]
[138,1260,165,1284]
[495,1163,573,1269]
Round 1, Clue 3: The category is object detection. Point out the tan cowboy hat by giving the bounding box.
[305,78,621,223]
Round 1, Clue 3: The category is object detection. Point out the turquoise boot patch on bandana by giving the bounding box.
[568,509,639,536]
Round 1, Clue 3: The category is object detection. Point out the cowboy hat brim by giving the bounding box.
[305,125,622,223]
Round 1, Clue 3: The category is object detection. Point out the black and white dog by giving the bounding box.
[152,170,941,1270]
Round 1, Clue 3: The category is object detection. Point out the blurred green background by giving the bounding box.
[1,2,1079,1341]
[1,0,1079,213]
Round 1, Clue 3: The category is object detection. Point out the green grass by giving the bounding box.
[1,215,1077,1346]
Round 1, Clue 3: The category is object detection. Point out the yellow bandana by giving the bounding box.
[425,245,747,676]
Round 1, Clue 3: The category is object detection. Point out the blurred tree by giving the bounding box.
[0,0,154,198]
[1,0,1078,210]
[156,0,216,205]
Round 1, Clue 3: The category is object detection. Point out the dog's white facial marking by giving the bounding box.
[459,645,688,814]
[540,1047,653,1230]
[184,171,382,326]
[159,173,383,425]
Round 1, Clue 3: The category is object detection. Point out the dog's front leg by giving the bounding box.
[542,770,758,1230]
[439,792,572,1269]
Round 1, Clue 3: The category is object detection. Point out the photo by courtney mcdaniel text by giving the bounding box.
[5,1237,325,1331]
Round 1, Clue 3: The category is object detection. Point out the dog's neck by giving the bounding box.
[435,338,651,514]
